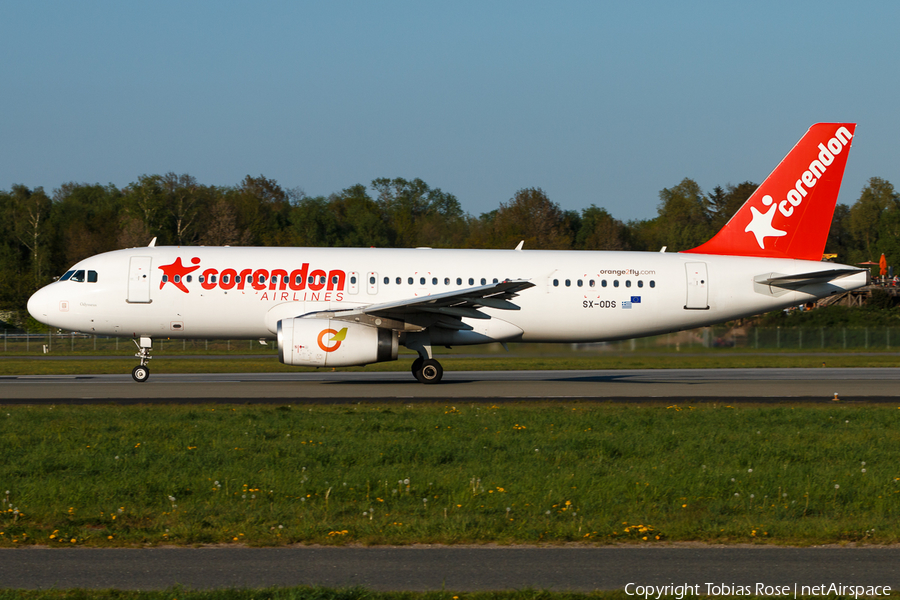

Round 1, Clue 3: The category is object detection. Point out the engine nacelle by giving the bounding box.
[277,318,398,367]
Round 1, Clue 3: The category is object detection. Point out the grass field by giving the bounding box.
[2,403,899,547]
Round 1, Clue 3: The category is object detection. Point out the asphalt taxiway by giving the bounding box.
[1,367,899,403]
[2,546,899,591]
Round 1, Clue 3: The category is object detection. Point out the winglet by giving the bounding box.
[684,123,856,261]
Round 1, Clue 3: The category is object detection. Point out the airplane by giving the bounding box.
[27,123,867,384]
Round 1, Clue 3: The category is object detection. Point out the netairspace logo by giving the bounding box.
[624,582,891,599]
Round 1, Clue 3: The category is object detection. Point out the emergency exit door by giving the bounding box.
[684,262,709,310]
[127,256,152,303]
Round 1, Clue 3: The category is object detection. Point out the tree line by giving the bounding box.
[1,173,896,310]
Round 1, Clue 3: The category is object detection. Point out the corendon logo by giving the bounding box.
[317,327,347,352]
[157,258,346,296]
[744,126,853,250]
[200,263,346,293]
[158,257,201,293]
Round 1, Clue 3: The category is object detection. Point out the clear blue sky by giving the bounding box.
[1,1,898,222]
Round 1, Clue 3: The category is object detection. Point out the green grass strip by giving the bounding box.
[2,404,900,547]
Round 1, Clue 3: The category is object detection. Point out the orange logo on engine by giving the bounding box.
[317,327,348,352]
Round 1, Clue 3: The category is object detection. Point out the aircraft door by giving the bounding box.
[546,269,561,293]
[684,262,709,310]
[127,256,153,304]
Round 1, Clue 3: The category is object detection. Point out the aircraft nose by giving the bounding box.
[27,286,54,323]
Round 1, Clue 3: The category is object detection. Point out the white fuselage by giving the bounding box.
[27,246,867,345]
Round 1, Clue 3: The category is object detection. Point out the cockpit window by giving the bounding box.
[87,270,98,283]
[70,270,86,282]
[60,270,75,281]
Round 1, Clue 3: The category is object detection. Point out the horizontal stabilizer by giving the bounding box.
[755,268,865,288]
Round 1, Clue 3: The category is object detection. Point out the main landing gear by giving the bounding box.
[411,356,443,384]
[407,332,443,384]
[132,336,152,382]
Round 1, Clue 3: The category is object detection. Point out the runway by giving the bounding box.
[2,368,898,591]
[1,368,899,403]
[1,546,899,591]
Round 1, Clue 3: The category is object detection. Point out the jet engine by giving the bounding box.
[277,318,398,367]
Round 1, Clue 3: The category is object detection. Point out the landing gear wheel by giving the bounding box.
[415,358,443,384]
[132,365,150,383]
[411,357,424,379]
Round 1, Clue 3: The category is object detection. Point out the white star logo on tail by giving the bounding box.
[745,195,786,249]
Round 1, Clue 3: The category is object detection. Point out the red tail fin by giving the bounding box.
[684,123,856,260]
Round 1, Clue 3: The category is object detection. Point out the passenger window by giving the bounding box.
[553,279,559,287]
[259,275,266,284]
[383,276,389,284]
[199,275,205,283]
[625,280,631,288]
[222,274,230,284]
[444,277,450,285]
[480,278,486,285]
[210,275,217,283]
[456,277,462,285]
[650,280,656,288]
[637,280,643,288]
[186,275,191,283]
[565,279,571,287]
[60,270,75,281]
[161,275,168,283]
[577,279,583,287]
[408,277,414,285]
[613,280,619,288]
[87,270,98,283]
[468,278,474,285]
[493,278,498,284]
[369,276,376,285]
[71,270,86,282]
[420,277,426,285]
[432,277,438,285]
[589,280,595,288]
[601,280,607,287]
[350,275,357,284]
[174,275,181,283]
[396,277,401,284]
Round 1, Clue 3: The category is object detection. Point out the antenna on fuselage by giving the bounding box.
[515,240,524,251]
[148,237,157,247]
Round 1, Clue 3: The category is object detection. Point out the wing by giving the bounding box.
[305,279,536,331]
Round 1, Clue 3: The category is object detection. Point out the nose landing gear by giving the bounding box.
[131,336,152,382]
